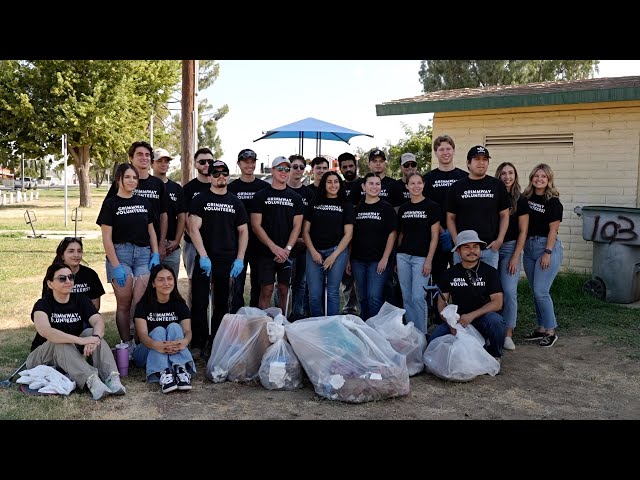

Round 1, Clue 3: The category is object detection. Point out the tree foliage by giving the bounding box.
[387,123,433,175]
[418,60,599,93]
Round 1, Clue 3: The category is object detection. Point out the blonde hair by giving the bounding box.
[523,163,560,200]
[495,162,521,213]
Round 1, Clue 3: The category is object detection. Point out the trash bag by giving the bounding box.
[259,317,303,390]
[286,314,410,403]
[366,302,427,376]
[423,304,500,382]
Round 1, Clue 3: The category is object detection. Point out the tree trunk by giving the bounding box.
[181,60,195,185]
[70,145,92,208]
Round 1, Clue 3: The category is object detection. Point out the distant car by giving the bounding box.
[14,176,37,190]
[44,176,58,187]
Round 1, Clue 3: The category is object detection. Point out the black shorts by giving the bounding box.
[257,256,293,286]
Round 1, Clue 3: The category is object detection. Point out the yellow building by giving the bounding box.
[376,76,640,273]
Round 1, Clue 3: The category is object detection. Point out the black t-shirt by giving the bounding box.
[134,297,190,333]
[351,200,398,262]
[107,175,168,241]
[397,178,412,202]
[189,190,248,258]
[96,194,156,246]
[30,293,98,351]
[526,194,563,237]
[422,168,468,224]
[252,186,304,257]
[446,175,510,244]
[288,184,313,209]
[164,179,186,242]
[183,177,214,244]
[41,264,105,300]
[349,176,404,207]
[397,198,441,257]
[342,179,360,200]
[305,197,355,250]
[228,177,270,254]
[504,196,530,243]
[438,262,502,315]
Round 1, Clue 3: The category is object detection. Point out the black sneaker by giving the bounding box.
[539,334,558,347]
[174,365,192,391]
[159,368,178,394]
[523,330,546,341]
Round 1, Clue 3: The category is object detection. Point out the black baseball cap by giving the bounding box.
[467,145,491,161]
[368,148,386,161]
[208,160,230,175]
[237,148,257,161]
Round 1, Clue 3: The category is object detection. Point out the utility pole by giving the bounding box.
[181,60,196,185]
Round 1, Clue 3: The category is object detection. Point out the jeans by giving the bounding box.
[523,236,564,330]
[132,322,196,382]
[106,243,150,281]
[428,312,506,358]
[454,247,499,270]
[396,253,430,334]
[498,240,522,329]
[351,258,392,320]
[306,246,349,316]
[162,246,181,280]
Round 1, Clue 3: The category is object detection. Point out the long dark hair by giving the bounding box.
[42,262,72,297]
[41,238,84,297]
[314,171,346,204]
[112,163,139,190]
[495,162,521,213]
[140,263,185,309]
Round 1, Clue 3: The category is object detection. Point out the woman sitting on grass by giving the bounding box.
[28,262,126,401]
[132,263,195,394]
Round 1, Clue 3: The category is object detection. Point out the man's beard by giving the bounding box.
[343,172,356,182]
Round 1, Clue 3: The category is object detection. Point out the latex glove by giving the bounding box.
[230,259,244,278]
[440,230,454,252]
[113,264,127,287]
[148,252,160,270]
[199,256,212,277]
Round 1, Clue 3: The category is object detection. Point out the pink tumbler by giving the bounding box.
[115,342,129,377]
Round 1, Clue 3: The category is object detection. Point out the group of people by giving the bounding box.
[26,134,565,400]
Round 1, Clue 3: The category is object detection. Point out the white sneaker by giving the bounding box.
[504,336,516,351]
[87,374,111,401]
[104,371,126,395]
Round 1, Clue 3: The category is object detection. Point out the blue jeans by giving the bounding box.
[106,242,150,281]
[428,312,506,358]
[162,247,181,280]
[132,323,196,382]
[396,253,430,334]
[351,258,392,320]
[523,236,564,330]
[498,240,522,329]
[306,247,348,316]
[454,247,499,270]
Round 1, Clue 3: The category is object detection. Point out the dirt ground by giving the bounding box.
[84,278,640,421]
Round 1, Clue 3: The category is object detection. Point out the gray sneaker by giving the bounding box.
[87,373,111,401]
[104,371,126,395]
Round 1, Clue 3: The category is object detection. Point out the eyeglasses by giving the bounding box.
[197,159,214,166]
[55,274,75,283]
[291,164,305,170]
[402,162,418,168]
[211,171,230,178]
[238,150,257,160]
[274,166,291,173]
[63,237,82,242]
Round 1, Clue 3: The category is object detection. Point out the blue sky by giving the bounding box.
[203,60,640,173]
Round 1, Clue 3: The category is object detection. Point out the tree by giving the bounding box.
[0,60,181,207]
[387,124,433,176]
[418,60,599,93]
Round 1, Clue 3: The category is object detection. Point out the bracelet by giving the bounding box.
[92,334,102,340]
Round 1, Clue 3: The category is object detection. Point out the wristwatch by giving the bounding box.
[286,245,293,251]
[544,248,552,254]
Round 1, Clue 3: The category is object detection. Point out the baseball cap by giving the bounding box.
[368,148,386,161]
[208,160,230,176]
[152,148,172,161]
[467,145,491,161]
[237,148,257,161]
[451,230,487,252]
[272,156,290,168]
[400,152,417,166]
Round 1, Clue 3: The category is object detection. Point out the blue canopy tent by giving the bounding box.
[253,117,373,157]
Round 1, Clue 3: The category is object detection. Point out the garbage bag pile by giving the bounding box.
[259,315,303,391]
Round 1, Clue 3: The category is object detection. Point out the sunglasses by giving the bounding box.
[238,151,257,160]
[291,164,305,170]
[55,274,75,283]
[403,162,418,168]
[211,171,230,178]
[197,159,214,166]
[274,166,291,173]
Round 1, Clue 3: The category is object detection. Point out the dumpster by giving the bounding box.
[575,205,640,303]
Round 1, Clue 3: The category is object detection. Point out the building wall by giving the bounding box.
[433,101,640,273]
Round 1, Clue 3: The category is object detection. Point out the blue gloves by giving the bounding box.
[440,230,454,252]
[199,256,212,277]
[113,265,127,287]
[230,259,244,278]
[148,252,160,270]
